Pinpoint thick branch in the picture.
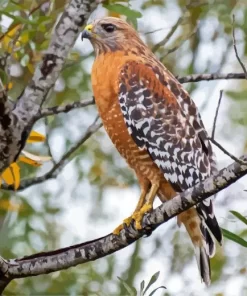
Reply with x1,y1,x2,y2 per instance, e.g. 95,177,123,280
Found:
0,154,247,290
0,0,98,173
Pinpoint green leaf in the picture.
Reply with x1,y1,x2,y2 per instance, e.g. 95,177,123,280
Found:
104,4,142,19
140,280,145,295
143,271,160,295
221,228,247,248
230,210,247,226
0,69,8,85
148,286,166,296
117,277,137,296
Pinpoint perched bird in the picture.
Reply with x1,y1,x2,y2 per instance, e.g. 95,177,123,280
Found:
81,17,222,285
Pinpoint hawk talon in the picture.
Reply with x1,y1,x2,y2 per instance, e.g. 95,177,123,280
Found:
113,205,153,235
123,216,133,226
112,224,124,235
132,204,153,230
113,215,134,235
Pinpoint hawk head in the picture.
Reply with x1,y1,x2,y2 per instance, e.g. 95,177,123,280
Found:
81,17,144,55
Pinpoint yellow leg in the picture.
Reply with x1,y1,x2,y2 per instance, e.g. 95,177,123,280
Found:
132,183,159,229
113,189,147,235
113,183,159,235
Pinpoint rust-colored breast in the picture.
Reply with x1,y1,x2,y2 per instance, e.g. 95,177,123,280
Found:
91,52,159,179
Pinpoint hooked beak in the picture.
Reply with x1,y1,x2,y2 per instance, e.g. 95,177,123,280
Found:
81,24,93,41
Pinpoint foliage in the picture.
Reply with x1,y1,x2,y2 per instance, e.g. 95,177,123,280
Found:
0,0,246,295
222,211,247,248
118,271,166,296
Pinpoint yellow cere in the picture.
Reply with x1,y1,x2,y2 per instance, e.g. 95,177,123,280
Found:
85,24,93,32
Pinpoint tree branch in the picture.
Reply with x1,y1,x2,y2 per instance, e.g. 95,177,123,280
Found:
0,0,99,173
38,98,95,119
0,154,247,292
177,72,246,84
208,90,247,166
232,15,247,79
211,90,223,140
152,16,184,53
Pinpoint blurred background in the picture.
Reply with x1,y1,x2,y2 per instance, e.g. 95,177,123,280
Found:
0,0,247,295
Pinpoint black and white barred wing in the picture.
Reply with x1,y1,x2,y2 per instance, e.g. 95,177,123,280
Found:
118,61,210,191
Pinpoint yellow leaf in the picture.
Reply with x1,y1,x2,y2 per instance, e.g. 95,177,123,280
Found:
9,163,20,190
1,167,14,185
1,24,22,53
1,163,20,190
27,130,46,143
18,156,42,167
6,82,13,90
20,150,51,166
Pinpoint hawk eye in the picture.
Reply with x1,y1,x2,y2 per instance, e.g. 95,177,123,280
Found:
101,24,116,33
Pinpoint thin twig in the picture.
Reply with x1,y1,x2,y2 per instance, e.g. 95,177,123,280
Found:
152,17,184,53
161,27,197,59
211,90,223,139
49,116,101,177
145,27,169,35
38,98,95,119
177,72,246,84
232,15,247,79
44,117,56,165
29,0,50,15
210,138,247,166
209,89,247,165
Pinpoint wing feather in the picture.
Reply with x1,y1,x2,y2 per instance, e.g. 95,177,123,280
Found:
118,61,209,191
118,60,222,244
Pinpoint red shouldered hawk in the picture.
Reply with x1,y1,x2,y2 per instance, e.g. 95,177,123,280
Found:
81,17,222,285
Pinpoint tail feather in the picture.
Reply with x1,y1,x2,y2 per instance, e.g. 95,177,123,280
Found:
157,184,222,286
194,246,211,286
196,199,222,245
177,206,219,285
200,219,216,257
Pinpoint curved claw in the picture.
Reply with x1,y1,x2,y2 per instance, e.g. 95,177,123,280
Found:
113,216,133,235
113,204,153,235
132,204,152,229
